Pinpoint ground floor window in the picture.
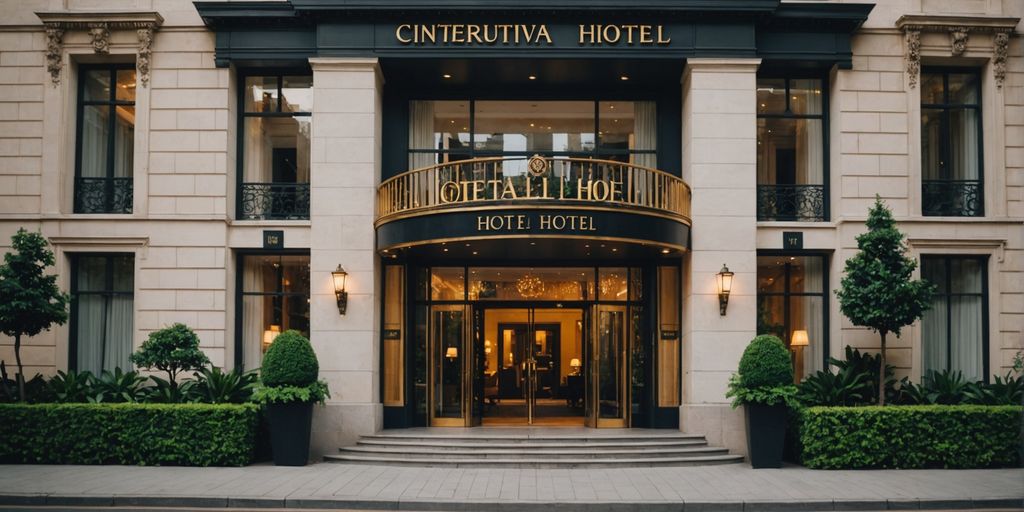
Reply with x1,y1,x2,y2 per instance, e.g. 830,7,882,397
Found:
756,254,828,381
70,254,134,373
237,253,310,370
921,255,988,381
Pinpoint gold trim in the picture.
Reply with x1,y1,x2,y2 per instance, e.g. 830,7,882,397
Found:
378,233,688,253
374,203,693,228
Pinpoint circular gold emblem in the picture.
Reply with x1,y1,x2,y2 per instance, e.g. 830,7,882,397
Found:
527,155,548,177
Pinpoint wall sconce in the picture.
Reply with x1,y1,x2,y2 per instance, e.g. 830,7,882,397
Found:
716,263,734,316
331,265,349,315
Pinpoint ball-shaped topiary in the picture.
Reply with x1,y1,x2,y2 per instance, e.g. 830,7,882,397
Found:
737,335,793,389
260,330,319,387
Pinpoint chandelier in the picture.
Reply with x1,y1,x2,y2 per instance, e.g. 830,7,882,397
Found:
515,274,545,298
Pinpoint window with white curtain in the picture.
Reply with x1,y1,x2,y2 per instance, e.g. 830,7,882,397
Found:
238,74,312,220
920,70,983,217
921,256,988,382
407,100,657,169
238,253,310,370
756,254,828,382
756,77,826,221
75,64,135,214
70,254,134,374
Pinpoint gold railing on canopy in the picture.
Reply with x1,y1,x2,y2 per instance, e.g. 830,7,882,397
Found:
376,156,692,225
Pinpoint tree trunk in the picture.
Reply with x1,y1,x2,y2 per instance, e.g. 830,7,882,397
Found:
14,333,24,403
878,331,886,406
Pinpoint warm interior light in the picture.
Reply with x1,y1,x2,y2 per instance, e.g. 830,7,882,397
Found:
331,265,349,315
716,264,735,316
262,325,281,351
528,75,537,80
442,73,452,79
570,358,581,368
619,75,629,81
791,330,809,347
446,347,458,359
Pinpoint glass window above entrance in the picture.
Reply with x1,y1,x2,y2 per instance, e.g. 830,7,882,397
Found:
468,268,596,301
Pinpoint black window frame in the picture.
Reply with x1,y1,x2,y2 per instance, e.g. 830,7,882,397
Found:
406,99,658,164
233,250,312,370
920,67,984,217
74,63,136,214
755,74,830,222
68,252,135,372
920,254,989,382
755,251,830,372
235,69,313,221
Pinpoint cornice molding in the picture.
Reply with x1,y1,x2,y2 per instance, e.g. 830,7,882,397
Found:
895,14,1019,89
907,237,1006,262
35,10,164,87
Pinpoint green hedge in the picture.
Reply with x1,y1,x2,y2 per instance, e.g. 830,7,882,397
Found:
0,403,258,466
798,405,1022,469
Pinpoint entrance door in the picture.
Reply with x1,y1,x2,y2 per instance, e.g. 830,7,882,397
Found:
428,304,473,426
586,304,629,428
478,307,586,426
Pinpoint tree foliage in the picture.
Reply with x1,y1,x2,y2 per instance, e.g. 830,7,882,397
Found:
0,229,69,401
836,198,935,404
130,323,210,390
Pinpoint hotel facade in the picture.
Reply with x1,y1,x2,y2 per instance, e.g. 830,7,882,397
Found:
0,0,1021,457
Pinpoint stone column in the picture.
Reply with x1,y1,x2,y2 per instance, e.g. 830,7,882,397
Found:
680,58,760,455
308,58,383,456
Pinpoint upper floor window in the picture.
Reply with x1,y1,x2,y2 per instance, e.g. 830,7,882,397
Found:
920,70,983,217
408,100,657,171
238,73,312,220
75,64,135,214
921,255,988,381
756,77,826,222
70,254,135,373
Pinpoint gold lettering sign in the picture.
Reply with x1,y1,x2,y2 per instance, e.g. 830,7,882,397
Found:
395,23,670,46
477,214,597,232
438,175,624,205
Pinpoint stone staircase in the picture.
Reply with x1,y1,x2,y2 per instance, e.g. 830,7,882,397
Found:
325,429,744,468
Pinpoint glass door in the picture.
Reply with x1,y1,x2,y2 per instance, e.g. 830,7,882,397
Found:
429,304,472,426
589,304,629,427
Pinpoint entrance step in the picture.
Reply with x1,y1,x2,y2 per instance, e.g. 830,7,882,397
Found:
327,429,743,468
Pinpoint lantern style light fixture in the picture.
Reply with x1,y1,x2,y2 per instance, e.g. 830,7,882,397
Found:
331,265,349,315
716,263,734,316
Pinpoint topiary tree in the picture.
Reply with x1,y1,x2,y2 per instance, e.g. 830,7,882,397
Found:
130,323,210,392
260,330,319,387
837,197,935,405
727,335,796,407
0,228,69,401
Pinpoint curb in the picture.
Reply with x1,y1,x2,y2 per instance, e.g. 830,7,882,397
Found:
0,494,1021,511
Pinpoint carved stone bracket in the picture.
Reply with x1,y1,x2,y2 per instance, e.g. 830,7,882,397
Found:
35,11,163,87
896,14,1019,89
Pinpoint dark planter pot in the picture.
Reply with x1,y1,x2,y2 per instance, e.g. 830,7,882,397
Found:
745,403,787,468
265,401,314,466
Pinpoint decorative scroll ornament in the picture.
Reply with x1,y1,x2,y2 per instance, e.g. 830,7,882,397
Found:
993,32,1009,89
895,15,1018,90
949,27,969,56
35,11,163,86
904,29,921,88
88,23,110,53
44,27,64,86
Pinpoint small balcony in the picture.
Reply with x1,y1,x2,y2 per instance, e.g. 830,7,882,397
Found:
239,182,310,220
922,180,982,217
74,177,133,214
756,184,825,222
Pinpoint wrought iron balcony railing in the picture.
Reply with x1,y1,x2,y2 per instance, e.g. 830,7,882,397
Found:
239,182,310,220
74,177,133,214
756,184,825,221
376,156,691,225
922,180,982,217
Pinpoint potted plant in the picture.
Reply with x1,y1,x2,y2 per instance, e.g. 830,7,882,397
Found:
727,334,797,468
252,330,329,466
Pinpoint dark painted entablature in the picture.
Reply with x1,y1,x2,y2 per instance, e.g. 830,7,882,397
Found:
194,0,872,67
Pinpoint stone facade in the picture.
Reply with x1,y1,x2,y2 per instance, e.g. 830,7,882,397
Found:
0,0,1021,457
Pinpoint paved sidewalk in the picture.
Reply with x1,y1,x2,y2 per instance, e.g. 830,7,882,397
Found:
0,463,1020,511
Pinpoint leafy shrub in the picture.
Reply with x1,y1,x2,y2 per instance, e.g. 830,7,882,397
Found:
727,335,796,407
797,405,1022,469
0,403,258,466
797,346,895,406
144,376,196,404
93,368,147,403
130,323,210,390
260,330,319,387
46,370,95,403
253,380,329,405
190,367,257,404
894,370,1023,406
